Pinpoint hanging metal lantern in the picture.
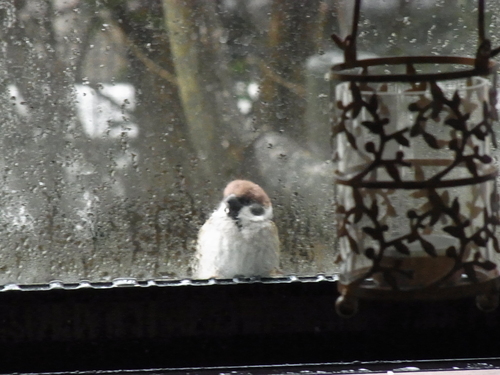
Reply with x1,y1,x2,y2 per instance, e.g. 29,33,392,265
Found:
331,0,500,317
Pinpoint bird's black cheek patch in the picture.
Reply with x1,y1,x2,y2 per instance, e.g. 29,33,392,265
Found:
250,204,265,216
225,197,243,221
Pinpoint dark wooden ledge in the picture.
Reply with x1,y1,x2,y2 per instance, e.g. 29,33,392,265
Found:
0,277,500,373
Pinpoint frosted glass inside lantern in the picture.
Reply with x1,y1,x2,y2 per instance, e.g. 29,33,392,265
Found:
332,75,500,289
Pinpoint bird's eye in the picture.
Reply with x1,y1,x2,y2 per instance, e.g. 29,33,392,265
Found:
250,204,265,216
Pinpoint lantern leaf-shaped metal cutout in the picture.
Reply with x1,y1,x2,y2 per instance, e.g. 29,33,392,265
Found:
331,0,500,317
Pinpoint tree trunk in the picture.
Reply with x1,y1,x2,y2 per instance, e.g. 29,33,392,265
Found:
163,0,236,180
257,0,321,139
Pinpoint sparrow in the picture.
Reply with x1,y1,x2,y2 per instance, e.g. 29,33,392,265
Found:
192,179,280,279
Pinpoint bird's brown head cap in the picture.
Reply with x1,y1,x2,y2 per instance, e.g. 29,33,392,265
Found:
223,180,271,208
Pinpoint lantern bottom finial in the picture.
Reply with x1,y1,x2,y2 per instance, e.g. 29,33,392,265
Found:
476,290,500,313
335,294,359,318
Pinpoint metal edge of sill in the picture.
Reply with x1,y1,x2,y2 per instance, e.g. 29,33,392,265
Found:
18,357,500,375
0,274,340,293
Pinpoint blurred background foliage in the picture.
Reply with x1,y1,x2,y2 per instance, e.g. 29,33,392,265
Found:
0,0,497,283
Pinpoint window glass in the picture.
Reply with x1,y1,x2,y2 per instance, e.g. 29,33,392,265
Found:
0,0,494,284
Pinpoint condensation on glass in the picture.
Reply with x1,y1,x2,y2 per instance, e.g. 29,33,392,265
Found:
0,0,340,284
1,1,499,285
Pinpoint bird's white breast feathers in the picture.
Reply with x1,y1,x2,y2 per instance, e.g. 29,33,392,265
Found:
193,205,280,279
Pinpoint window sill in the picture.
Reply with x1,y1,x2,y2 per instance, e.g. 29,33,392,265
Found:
0,277,499,373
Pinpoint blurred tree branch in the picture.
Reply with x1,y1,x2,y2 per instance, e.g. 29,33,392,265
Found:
117,22,178,86
247,54,305,98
